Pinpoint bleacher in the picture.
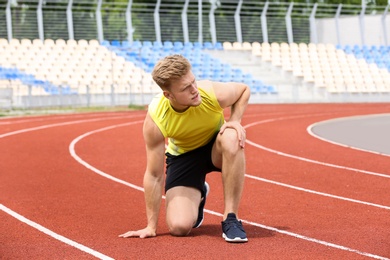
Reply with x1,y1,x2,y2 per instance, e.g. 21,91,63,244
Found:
0,38,274,98
0,38,155,95
99,40,268,94
225,41,390,95
0,38,390,107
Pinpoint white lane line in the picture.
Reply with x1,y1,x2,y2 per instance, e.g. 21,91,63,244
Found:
203,209,389,260
0,112,134,125
244,118,390,179
0,114,143,139
0,204,114,260
69,121,145,192
69,122,389,260
245,174,390,210
307,114,390,158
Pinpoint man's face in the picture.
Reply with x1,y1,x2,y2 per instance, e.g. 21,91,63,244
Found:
163,70,202,112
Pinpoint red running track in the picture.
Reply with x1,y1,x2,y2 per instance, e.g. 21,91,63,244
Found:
1,103,390,259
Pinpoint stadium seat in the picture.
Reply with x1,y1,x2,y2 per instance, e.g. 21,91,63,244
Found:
242,42,252,51
20,38,32,47
78,39,89,48
251,42,261,57
143,41,153,48
0,38,8,46
203,41,213,50
101,40,111,47
271,42,280,52
89,39,100,47
163,41,173,51
111,40,121,47
214,42,223,50
223,41,232,50
232,42,243,50
173,41,184,52
9,38,20,48
193,42,203,49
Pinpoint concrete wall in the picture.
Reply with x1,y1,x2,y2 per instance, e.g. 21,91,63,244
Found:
316,14,390,46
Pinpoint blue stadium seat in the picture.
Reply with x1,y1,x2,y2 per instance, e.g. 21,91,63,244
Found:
233,68,243,77
214,42,223,50
131,40,142,49
184,42,193,49
163,41,173,51
343,45,352,54
143,41,153,48
243,77,253,86
181,48,193,59
370,45,378,52
173,41,184,52
152,41,163,51
193,42,203,50
355,52,364,59
203,42,213,50
267,85,278,94
352,44,361,54
0,66,70,95
101,40,111,47
192,67,202,78
101,40,260,87
121,41,131,48
252,80,265,94
111,40,121,47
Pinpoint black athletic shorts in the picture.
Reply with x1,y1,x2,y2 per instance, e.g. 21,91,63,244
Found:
165,133,221,197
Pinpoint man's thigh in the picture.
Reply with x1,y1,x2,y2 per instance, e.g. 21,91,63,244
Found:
165,186,201,228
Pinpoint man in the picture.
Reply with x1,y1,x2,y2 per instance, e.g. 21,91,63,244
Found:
119,54,250,242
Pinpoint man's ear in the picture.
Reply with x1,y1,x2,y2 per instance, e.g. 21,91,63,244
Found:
163,91,171,100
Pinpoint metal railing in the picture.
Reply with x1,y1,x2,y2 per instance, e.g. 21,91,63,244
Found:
0,0,388,45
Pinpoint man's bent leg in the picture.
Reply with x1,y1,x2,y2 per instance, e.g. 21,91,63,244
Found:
212,128,248,242
212,128,245,220
165,186,201,236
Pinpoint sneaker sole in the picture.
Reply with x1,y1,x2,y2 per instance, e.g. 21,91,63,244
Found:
222,233,248,243
193,182,210,229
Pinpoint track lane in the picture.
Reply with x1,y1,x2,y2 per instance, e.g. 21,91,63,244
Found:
0,205,112,259
69,123,387,259
71,111,390,258
1,104,390,259
0,114,147,259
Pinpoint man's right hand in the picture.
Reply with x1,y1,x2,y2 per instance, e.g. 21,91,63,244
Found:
118,227,157,239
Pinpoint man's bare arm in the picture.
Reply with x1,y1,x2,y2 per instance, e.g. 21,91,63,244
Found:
119,113,166,238
212,81,250,120
212,81,250,148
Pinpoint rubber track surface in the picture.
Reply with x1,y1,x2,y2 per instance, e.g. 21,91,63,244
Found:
1,104,389,259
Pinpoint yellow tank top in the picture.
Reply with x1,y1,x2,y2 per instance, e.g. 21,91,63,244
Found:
148,87,224,155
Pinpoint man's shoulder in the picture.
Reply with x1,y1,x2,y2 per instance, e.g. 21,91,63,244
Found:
197,80,213,91
148,92,165,109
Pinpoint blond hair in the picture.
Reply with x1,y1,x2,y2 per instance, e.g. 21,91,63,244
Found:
152,54,191,90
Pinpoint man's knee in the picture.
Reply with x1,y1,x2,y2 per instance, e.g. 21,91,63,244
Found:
168,220,193,237
219,129,241,154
